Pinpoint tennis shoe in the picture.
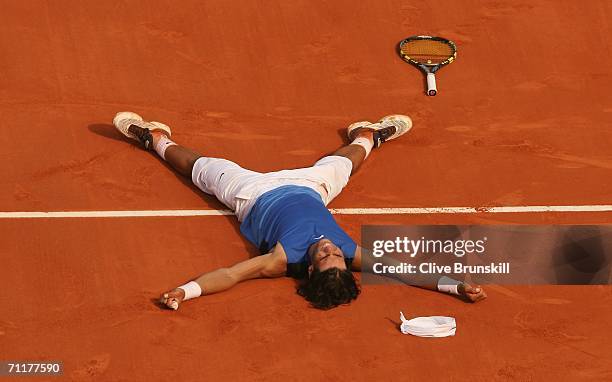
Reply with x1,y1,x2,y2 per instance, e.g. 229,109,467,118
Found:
347,114,412,148
113,111,172,150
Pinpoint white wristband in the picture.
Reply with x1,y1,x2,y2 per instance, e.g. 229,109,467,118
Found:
178,281,202,301
437,276,461,296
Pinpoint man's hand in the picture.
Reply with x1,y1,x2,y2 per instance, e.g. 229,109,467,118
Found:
458,283,487,302
159,288,185,310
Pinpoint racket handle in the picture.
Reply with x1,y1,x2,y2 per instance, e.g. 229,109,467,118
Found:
426,73,437,96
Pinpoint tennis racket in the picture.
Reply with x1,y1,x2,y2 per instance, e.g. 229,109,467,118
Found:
398,35,457,96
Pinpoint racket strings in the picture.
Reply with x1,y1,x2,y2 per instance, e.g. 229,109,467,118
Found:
400,40,454,64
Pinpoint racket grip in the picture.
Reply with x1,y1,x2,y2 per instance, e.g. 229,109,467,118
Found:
426,73,437,96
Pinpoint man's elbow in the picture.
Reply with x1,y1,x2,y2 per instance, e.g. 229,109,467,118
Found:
261,263,286,278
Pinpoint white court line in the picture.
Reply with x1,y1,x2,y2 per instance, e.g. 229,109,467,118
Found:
329,205,612,214
0,205,611,219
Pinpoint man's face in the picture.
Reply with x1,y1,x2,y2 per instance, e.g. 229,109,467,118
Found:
309,239,346,272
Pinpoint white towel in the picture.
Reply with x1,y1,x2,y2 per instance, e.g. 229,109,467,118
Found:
399,311,456,337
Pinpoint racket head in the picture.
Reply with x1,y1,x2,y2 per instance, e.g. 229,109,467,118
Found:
398,35,457,69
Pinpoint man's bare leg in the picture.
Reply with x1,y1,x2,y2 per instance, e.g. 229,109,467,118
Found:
150,131,201,178
331,130,374,174
151,128,374,180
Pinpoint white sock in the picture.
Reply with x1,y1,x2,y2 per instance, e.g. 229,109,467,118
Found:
350,137,374,158
154,135,177,160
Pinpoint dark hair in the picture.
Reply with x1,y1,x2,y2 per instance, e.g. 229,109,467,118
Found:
297,267,360,310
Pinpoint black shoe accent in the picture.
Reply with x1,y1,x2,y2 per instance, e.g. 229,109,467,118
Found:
127,124,154,150
373,131,382,148
353,125,397,149
376,125,397,146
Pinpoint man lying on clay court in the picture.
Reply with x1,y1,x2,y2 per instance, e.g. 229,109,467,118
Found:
113,112,487,310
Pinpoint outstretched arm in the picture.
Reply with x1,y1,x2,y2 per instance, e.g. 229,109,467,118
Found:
160,248,287,310
351,247,487,302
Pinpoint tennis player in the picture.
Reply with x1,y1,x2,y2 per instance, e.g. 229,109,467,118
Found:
113,112,487,310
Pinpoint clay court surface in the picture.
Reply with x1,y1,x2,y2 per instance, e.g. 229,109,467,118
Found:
1,0,612,380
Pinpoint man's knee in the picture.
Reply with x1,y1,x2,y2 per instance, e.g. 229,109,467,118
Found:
185,156,203,177
187,156,202,169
